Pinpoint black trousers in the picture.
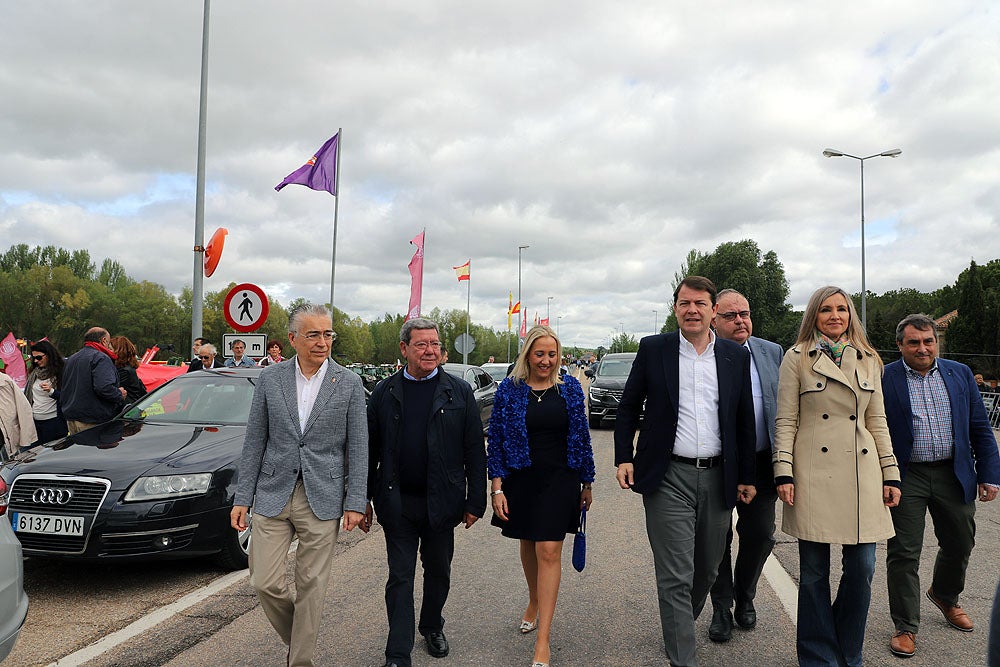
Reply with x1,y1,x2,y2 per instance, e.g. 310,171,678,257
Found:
711,449,778,609
383,493,454,665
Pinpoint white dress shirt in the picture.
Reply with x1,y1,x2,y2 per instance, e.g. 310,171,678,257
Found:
673,331,722,458
295,358,329,431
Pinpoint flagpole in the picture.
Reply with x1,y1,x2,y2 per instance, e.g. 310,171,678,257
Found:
328,127,342,312
191,0,211,349
463,260,471,364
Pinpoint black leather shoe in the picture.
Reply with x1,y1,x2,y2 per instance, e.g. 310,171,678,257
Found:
709,606,733,643
382,663,403,667
425,631,450,658
734,599,757,630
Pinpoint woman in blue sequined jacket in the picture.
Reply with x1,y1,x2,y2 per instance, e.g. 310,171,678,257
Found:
486,325,594,667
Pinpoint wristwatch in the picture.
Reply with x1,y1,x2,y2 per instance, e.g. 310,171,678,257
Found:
491,489,504,496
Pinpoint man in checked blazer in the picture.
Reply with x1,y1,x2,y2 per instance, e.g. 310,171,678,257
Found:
232,304,368,667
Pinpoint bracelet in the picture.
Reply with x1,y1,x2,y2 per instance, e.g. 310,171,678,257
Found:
582,484,592,490
491,489,504,496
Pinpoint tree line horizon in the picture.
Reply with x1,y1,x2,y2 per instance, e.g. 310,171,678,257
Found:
2,241,997,375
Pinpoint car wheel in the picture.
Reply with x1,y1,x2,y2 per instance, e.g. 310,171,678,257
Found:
589,414,602,429
215,508,251,571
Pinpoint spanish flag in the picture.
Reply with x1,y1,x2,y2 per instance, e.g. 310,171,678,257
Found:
453,260,470,281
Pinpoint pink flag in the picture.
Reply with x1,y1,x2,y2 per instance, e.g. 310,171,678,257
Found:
520,311,527,339
540,317,549,326
405,230,425,321
0,332,28,388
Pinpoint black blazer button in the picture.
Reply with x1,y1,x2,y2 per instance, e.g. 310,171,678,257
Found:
849,415,857,421
861,448,869,454
821,447,828,452
822,414,829,419
816,382,822,388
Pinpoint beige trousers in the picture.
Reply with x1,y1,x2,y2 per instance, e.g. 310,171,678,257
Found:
249,481,340,667
66,420,97,435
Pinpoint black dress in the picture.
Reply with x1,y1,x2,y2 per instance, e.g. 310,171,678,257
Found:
491,387,582,541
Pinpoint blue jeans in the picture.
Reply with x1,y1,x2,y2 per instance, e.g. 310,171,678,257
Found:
797,540,876,667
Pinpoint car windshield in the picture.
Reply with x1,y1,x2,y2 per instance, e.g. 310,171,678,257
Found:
121,375,256,425
482,365,507,382
598,359,634,377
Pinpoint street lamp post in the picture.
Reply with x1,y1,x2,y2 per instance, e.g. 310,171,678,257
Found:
822,147,902,330
518,245,529,348
547,296,553,322
557,315,562,337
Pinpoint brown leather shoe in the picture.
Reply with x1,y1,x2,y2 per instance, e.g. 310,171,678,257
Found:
890,631,916,658
926,587,974,632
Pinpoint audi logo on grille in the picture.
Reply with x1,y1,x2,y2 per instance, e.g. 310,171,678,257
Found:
32,488,74,505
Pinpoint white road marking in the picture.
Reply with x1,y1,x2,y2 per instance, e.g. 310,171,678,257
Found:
48,567,251,666
763,553,798,625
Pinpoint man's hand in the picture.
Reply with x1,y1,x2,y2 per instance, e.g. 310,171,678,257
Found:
342,510,365,531
231,505,250,531
737,484,756,504
978,483,998,502
358,501,374,533
119,387,128,399
616,463,634,489
462,512,479,529
777,483,794,506
883,485,901,507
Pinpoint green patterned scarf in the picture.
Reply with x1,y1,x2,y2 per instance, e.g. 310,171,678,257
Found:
817,332,849,367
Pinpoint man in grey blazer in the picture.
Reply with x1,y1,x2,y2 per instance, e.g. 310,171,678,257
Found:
231,304,368,667
707,289,784,642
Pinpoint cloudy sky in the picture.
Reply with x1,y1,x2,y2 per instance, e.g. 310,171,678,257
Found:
3,2,998,348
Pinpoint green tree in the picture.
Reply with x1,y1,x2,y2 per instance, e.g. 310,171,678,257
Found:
664,240,792,343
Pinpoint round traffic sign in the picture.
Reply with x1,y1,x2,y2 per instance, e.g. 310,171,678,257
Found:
223,283,270,333
454,333,475,355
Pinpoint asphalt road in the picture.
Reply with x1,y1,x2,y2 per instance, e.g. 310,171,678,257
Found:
6,384,999,666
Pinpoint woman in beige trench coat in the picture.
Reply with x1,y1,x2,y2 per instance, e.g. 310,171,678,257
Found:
773,286,901,667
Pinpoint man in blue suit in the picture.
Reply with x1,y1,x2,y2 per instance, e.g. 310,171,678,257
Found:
615,276,757,667
707,289,784,642
882,313,1000,659
232,304,368,667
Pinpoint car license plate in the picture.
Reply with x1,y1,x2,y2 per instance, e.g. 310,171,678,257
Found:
11,512,85,536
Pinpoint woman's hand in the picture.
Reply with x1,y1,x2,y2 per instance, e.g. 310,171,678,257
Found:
777,483,795,506
883,485,901,507
580,486,593,510
491,489,508,521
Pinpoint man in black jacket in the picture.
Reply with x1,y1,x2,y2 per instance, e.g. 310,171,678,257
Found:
59,327,125,434
365,317,486,667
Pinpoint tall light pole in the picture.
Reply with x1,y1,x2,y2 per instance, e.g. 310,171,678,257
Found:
557,315,562,337
822,147,901,330
518,245,529,348
546,296,553,322
653,309,658,336
191,0,211,348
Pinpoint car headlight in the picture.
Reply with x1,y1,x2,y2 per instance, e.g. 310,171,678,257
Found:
589,387,607,398
124,473,213,501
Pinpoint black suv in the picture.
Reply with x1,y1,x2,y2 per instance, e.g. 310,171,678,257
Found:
584,352,636,429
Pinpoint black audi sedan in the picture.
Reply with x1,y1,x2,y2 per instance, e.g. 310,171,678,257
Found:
0,368,258,570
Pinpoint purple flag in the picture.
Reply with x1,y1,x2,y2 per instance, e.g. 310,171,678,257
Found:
275,133,339,195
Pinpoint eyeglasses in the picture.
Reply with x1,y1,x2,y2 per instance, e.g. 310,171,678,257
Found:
408,341,443,351
32,355,45,362
199,355,213,360
299,331,336,341
717,310,751,321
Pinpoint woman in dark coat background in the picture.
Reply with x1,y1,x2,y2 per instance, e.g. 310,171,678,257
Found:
24,340,67,445
110,336,147,403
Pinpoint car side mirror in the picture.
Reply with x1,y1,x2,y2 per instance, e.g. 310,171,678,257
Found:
584,368,595,378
